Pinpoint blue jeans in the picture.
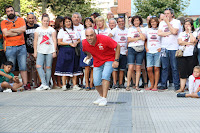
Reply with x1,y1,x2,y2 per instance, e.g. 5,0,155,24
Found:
146,52,161,67
127,47,145,65
160,49,180,89
93,61,113,86
5,45,27,71
36,53,53,86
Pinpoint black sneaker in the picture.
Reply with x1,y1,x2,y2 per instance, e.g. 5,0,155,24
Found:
66,84,71,90
119,84,126,89
112,84,118,89
177,93,186,97
158,86,167,92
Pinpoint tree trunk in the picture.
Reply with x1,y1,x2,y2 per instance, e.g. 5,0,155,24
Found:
13,0,20,13
42,0,47,13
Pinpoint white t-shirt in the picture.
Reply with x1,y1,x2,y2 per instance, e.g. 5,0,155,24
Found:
35,26,55,54
95,28,111,36
189,75,200,94
73,24,84,37
146,28,161,53
193,27,200,48
158,19,181,50
110,27,128,55
57,28,80,44
127,26,146,47
178,32,196,56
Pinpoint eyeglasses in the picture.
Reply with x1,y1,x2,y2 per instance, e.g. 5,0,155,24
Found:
85,17,91,19
27,12,34,15
118,16,124,18
165,8,172,11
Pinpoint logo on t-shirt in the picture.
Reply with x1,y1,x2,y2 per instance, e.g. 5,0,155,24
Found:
98,43,104,50
164,27,169,32
134,33,140,38
40,35,50,45
150,35,157,39
120,36,126,41
70,35,74,38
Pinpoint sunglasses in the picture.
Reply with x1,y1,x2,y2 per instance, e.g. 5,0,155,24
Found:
85,17,92,19
150,15,157,18
118,16,124,18
165,8,172,11
27,12,34,15
12,22,15,27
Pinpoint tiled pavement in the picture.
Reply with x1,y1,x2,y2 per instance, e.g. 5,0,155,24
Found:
0,88,200,133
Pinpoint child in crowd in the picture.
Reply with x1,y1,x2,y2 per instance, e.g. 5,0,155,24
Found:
0,61,23,92
177,66,200,98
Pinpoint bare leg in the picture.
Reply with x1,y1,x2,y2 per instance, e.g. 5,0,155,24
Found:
154,67,160,89
20,71,28,85
135,65,141,89
102,79,110,98
119,71,124,85
147,67,154,89
112,71,118,85
51,57,57,87
185,93,199,98
57,76,62,87
176,78,186,92
62,76,67,86
131,70,136,88
141,68,148,88
127,64,134,87
90,68,94,88
85,66,90,88
95,85,103,97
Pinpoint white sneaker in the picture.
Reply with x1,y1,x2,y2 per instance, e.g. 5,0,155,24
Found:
93,97,103,105
36,84,48,91
62,85,67,91
73,85,82,91
3,89,12,93
98,98,107,106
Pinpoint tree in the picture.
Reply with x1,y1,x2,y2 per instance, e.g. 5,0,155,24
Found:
134,0,190,18
48,0,100,19
0,0,13,17
13,0,20,13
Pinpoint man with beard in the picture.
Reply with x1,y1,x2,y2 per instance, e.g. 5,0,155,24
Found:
1,5,29,90
25,12,39,89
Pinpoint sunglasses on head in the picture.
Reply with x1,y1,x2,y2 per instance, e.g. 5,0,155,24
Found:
27,12,34,15
165,8,172,11
150,15,157,18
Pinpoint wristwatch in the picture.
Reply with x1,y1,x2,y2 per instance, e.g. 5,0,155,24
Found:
115,59,119,62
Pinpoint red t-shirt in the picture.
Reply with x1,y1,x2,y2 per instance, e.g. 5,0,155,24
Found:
82,34,117,67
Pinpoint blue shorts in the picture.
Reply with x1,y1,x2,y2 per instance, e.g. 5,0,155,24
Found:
127,47,145,65
146,52,161,67
197,92,200,97
5,45,27,71
114,55,127,71
93,61,113,86
0,82,14,92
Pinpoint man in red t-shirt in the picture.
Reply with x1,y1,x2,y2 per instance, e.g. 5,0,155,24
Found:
82,27,120,106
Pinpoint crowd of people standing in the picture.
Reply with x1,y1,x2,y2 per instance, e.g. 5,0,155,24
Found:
1,5,200,105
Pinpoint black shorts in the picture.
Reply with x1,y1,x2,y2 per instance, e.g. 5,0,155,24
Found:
0,51,7,67
177,56,195,79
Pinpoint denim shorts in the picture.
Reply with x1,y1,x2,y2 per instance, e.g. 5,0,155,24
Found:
114,55,127,71
127,47,145,65
197,92,200,97
93,61,113,86
146,52,161,67
5,45,27,71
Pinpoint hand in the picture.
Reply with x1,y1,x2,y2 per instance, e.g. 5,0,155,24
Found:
164,16,169,23
13,76,19,82
137,27,142,33
146,48,149,52
112,61,119,68
34,52,37,58
53,52,56,58
157,48,161,52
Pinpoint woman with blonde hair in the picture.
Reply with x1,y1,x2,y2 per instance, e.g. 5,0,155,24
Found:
95,16,110,36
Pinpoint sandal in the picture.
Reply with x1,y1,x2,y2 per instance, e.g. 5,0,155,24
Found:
145,87,152,91
176,89,184,93
126,86,131,91
135,86,141,91
85,87,90,91
144,83,148,89
152,88,158,91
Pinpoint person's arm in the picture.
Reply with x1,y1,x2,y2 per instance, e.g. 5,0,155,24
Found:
127,37,141,43
10,25,26,34
112,44,120,68
195,86,200,93
144,40,149,52
108,33,113,38
52,31,57,58
178,38,194,46
0,71,13,80
137,27,146,41
2,28,18,37
189,32,196,43
158,29,171,37
33,32,39,58
164,17,179,35
13,76,20,83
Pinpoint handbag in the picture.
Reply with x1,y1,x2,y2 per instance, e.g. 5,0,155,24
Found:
193,40,199,57
175,46,186,57
132,45,144,52
66,29,80,56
